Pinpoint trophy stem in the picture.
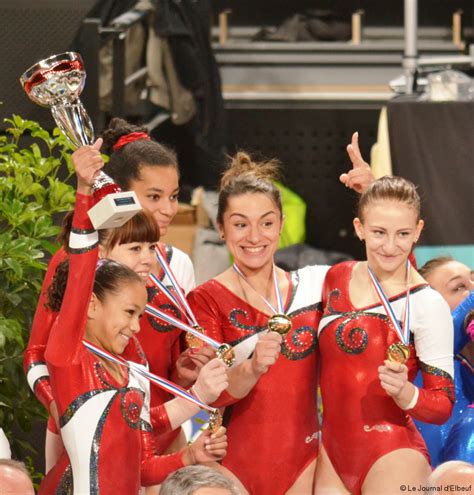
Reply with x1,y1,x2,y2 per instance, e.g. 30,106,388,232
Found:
51,100,94,149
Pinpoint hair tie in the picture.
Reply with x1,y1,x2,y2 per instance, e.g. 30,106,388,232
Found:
113,132,151,151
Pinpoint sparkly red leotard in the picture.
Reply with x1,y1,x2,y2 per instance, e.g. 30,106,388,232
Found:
188,265,329,495
318,262,455,495
39,194,184,494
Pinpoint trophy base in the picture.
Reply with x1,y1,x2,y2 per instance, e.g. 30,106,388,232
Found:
88,191,142,230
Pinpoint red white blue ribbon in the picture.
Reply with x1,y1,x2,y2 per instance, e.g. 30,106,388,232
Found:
233,263,285,315
149,273,182,313
82,339,215,412
149,246,225,348
367,260,411,345
144,304,222,350
154,246,198,326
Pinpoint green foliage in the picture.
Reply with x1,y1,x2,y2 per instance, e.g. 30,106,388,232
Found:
0,115,75,465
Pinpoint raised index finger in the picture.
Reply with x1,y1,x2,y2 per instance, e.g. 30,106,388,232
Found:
347,132,366,169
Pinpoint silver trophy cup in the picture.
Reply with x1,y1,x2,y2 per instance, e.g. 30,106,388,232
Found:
20,52,141,229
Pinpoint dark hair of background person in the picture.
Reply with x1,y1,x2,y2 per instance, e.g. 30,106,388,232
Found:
101,117,179,191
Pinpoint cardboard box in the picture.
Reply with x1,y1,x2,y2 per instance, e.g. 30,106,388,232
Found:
193,187,212,228
160,190,215,258
160,203,197,257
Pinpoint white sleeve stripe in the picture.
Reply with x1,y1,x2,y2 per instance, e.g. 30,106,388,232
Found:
411,289,454,378
27,364,49,391
401,386,419,410
69,231,99,250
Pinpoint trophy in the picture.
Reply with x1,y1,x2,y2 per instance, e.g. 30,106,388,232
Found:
20,52,142,229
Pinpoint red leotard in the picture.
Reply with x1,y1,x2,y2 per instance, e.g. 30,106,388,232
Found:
188,265,329,495
39,194,184,494
318,262,455,495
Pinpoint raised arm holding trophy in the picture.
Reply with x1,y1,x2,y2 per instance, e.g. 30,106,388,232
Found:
20,51,141,229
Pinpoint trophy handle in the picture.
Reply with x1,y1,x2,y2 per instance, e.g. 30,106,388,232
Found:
51,99,94,148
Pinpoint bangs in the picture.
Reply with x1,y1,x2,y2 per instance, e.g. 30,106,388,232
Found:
101,209,159,250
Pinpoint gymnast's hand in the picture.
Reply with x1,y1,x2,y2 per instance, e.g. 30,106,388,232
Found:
185,426,228,464
71,138,104,193
174,345,216,387
192,358,229,404
378,360,417,409
251,332,282,376
340,132,374,193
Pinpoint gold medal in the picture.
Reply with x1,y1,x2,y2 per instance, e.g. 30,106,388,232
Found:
268,314,292,336
186,325,205,349
216,343,235,367
387,342,410,364
208,409,223,433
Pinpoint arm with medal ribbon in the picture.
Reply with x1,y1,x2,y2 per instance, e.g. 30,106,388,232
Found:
171,343,217,388
372,259,455,422
82,340,225,435
148,356,229,434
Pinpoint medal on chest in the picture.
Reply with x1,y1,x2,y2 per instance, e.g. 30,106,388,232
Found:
233,262,292,337
268,313,292,336
368,260,412,365
386,342,410,364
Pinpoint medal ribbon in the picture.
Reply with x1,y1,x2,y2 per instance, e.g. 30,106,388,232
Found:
149,273,184,316
154,247,198,326
144,304,222,350
82,340,215,412
367,260,411,345
149,246,223,348
233,263,286,315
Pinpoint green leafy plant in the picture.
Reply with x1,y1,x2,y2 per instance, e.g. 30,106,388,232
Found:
0,115,75,469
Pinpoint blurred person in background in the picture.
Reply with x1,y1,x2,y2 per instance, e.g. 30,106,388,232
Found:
0,459,35,495
160,465,240,495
